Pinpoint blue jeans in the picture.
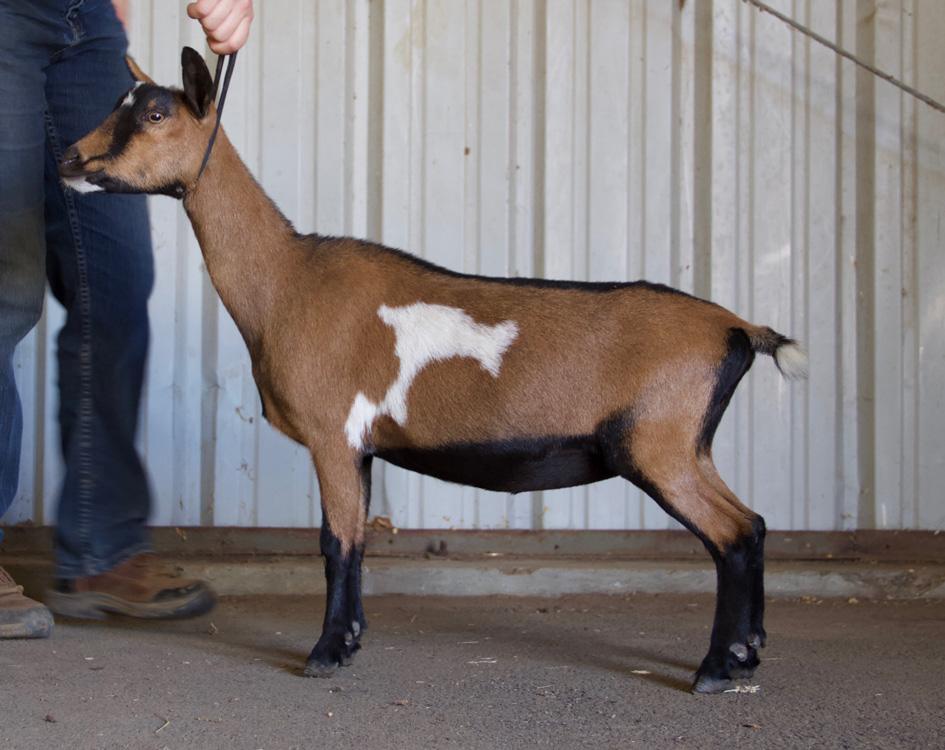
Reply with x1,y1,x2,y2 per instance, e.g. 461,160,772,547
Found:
0,0,155,577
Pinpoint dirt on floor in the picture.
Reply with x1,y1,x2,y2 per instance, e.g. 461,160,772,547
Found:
2,593,944,749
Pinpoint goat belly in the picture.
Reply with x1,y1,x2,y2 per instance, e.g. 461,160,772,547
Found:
375,435,615,494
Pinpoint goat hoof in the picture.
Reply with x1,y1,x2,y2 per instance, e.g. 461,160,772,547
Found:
748,631,766,650
302,660,337,678
692,674,731,694
730,664,757,679
340,642,361,666
695,638,762,693
306,630,359,678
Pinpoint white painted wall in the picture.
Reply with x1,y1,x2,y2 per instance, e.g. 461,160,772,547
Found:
8,0,945,532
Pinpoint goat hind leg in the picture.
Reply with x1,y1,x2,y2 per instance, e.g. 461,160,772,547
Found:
698,458,767,669
692,510,767,693
744,515,767,657
346,457,374,640
630,466,762,694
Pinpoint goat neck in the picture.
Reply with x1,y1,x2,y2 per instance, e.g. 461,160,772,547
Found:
182,129,302,347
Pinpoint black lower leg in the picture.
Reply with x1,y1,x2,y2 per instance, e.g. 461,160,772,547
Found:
346,544,367,637
304,524,362,678
348,457,372,637
693,523,765,693
747,517,767,651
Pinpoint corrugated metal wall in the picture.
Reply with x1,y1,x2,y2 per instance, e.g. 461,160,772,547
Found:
7,0,945,533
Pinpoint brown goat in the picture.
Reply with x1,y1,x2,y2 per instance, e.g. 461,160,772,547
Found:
60,48,807,693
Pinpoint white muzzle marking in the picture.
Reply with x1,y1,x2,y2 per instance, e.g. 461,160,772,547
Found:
61,176,104,194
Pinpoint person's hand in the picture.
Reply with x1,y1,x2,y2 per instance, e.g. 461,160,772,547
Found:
187,0,254,55
110,0,129,29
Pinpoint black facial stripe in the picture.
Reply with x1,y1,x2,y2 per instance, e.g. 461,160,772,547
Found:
106,105,139,159
105,84,179,159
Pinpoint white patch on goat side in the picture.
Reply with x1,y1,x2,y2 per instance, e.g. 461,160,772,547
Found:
345,394,381,449
61,176,104,194
344,302,519,450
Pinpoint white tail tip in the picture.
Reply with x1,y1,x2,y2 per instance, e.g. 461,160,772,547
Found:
775,341,809,380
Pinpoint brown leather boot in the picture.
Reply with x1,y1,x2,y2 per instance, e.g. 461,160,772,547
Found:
46,553,215,620
0,566,54,638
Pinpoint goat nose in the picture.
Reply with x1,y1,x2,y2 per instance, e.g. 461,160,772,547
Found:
61,144,80,166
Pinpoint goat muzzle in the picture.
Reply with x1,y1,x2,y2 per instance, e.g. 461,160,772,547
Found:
58,145,84,177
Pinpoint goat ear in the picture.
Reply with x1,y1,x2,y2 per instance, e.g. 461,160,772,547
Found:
125,55,154,84
180,47,215,120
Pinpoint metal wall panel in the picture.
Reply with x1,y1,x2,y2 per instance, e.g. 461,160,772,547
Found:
7,0,945,533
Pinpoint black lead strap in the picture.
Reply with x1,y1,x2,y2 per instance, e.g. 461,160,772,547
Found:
210,53,225,101
194,50,238,188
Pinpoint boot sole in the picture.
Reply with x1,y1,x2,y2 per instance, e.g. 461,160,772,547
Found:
46,587,216,621
0,608,54,639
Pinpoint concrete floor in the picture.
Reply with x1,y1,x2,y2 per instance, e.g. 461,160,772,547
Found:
2,593,944,749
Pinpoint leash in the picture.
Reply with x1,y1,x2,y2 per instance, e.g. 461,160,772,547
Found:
194,50,238,187
742,0,945,116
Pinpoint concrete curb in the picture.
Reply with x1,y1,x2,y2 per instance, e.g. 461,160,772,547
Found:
3,554,944,601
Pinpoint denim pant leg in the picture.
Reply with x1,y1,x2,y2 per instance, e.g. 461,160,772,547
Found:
43,0,155,577
0,1,58,541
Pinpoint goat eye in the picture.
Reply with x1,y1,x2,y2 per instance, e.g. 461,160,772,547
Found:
147,111,165,124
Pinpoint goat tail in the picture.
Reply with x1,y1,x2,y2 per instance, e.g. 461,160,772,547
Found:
743,326,809,381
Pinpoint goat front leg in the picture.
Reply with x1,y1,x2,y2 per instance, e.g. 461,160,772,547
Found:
303,453,371,678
